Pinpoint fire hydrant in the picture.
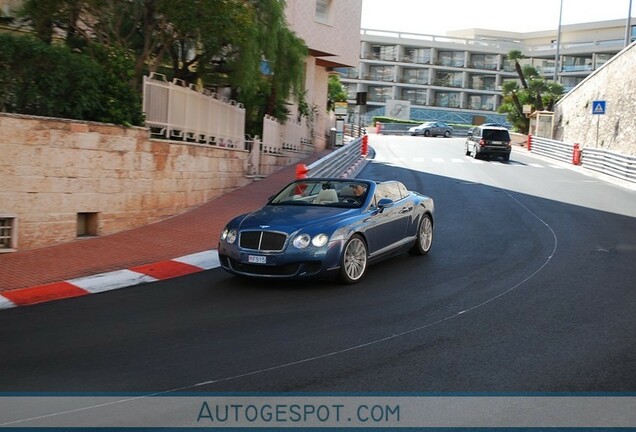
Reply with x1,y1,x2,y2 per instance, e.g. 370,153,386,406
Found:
572,143,582,165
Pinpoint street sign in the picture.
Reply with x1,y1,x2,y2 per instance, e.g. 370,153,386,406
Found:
334,102,347,116
592,100,606,115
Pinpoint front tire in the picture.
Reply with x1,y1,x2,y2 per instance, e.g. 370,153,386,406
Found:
340,234,368,284
424,130,431,137
409,214,433,256
444,130,451,138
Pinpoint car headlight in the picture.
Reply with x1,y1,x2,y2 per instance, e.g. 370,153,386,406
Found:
311,233,329,247
222,228,237,244
293,233,329,249
293,234,311,249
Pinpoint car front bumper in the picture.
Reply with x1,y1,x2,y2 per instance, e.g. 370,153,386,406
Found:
217,239,345,279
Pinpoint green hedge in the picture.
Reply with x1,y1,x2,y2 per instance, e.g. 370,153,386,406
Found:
371,116,420,125
0,34,142,125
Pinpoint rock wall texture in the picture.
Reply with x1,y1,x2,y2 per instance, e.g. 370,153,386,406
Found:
554,41,636,156
0,114,251,251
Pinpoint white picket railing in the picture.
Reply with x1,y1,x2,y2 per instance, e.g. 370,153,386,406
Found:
142,73,245,148
143,73,320,179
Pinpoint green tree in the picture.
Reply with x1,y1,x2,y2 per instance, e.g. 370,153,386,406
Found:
15,0,308,132
507,50,528,89
0,34,142,124
327,74,348,111
500,50,565,133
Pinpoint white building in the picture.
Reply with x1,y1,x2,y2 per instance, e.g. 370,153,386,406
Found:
339,19,636,125
285,0,362,148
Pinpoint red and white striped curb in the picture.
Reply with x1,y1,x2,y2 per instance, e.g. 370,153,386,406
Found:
0,250,220,310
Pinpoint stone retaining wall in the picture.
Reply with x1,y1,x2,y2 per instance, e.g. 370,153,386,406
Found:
554,42,636,156
0,114,251,251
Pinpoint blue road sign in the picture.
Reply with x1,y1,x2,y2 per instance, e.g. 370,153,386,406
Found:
592,100,606,115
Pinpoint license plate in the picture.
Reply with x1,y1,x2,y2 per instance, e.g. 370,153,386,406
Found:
491,141,502,144
248,255,267,264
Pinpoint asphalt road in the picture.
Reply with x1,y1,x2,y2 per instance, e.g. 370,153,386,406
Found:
1,135,635,395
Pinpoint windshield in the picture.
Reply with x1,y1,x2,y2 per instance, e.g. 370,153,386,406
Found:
269,180,370,208
483,129,511,141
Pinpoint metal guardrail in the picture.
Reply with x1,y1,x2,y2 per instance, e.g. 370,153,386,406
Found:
307,137,365,178
529,135,636,184
581,148,636,183
530,136,574,164
376,123,412,135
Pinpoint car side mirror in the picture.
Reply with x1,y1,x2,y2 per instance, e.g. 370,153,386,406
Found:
378,198,394,209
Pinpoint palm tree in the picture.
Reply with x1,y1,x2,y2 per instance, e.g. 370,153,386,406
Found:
508,49,528,89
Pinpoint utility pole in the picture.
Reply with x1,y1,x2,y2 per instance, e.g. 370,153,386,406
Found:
554,0,564,82
625,0,634,47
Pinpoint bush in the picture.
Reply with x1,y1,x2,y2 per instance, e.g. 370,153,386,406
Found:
0,34,142,125
371,116,420,125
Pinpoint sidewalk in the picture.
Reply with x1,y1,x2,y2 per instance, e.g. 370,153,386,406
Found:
0,151,330,306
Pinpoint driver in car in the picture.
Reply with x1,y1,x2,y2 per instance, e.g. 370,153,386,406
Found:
352,183,367,198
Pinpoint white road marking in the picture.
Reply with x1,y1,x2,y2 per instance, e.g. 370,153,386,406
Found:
70,270,158,293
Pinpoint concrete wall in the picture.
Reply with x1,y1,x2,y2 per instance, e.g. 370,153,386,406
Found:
554,41,636,156
0,114,252,251
285,0,362,68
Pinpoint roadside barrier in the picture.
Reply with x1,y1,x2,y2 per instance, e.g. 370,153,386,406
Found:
528,135,636,184
305,136,367,179
580,148,636,183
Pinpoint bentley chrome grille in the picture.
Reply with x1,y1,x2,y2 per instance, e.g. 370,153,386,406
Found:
239,231,287,251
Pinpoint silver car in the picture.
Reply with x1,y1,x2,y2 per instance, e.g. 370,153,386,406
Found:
408,121,453,137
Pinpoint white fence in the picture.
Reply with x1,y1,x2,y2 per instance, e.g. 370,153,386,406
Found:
143,73,319,179
246,116,315,178
143,73,245,148
262,115,313,154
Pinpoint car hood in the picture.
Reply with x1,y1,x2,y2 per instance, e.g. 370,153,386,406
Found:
236,205,359,233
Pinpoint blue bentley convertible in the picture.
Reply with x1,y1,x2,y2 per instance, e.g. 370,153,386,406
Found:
218,178,434,284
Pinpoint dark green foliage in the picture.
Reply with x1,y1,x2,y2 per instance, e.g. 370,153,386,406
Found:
327,74,348,111
499,50,565,133
9,0,306,131
0,34,142,125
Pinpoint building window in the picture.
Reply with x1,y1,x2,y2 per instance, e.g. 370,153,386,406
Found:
335,67,358,79
470,54,498,70
435,92,460,108
562,56,592,72
535,59,556,75
401,88,427,105
404,47,431,64
468,94,495,110
368,86,392,102
469,74,496,90
594,53,612,69
437,51,464,67
368,44,397,61
368,65,394,82
434,71,463,87
77,212,99,237
0,216,17,252
561,76,584,91
402,68,429,84
345,83,358,100
502,58,516,72
315,0,332,24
